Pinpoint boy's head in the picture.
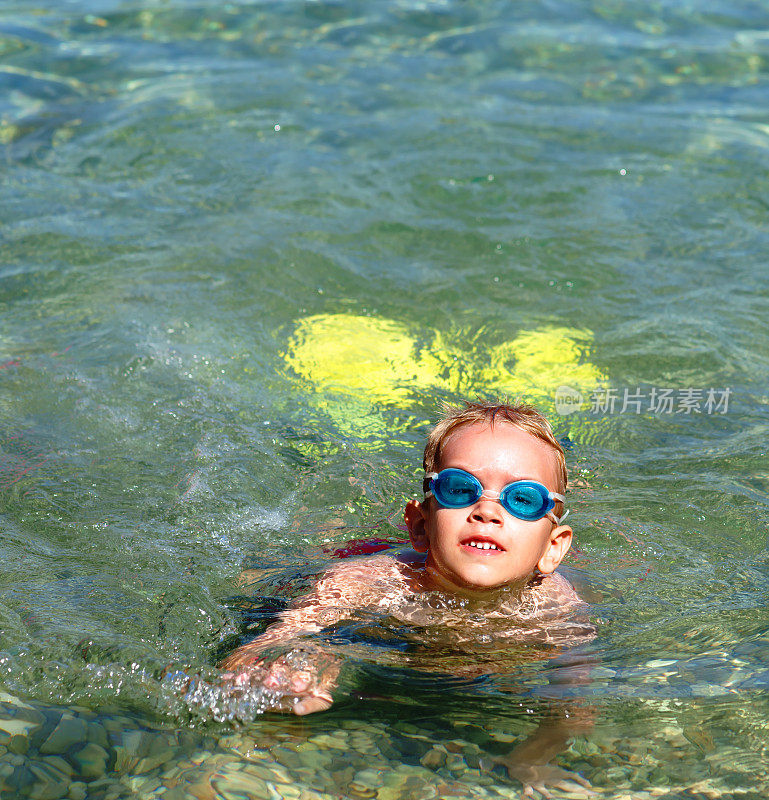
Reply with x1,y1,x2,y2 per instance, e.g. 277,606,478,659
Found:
405,401,572,595
422,401,567,494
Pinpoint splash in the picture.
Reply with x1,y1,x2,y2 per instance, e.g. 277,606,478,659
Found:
161,669,293,723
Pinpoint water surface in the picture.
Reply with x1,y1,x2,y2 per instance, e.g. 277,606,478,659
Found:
2,0,769,797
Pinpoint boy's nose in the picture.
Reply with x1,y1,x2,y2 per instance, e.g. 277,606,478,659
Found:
470,499,504,525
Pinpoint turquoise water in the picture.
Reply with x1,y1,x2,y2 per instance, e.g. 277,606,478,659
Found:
2,0,769,797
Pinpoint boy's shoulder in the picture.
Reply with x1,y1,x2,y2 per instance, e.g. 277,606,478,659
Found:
320,551,583,604
519,571,595,645
521,571,589,619
311,552,407,605
532,570,584,605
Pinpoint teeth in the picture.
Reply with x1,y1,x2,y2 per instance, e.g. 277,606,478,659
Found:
467,541,499,550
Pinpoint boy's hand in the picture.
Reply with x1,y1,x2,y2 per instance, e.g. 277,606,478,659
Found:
220,643,339,716
483,756,595,799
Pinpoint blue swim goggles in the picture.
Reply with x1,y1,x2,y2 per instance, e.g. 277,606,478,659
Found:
424,468,568,525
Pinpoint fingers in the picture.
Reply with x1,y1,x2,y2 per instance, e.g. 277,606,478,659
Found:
576,776,593,789
261,662,289,689
289,669,314,693
221,647,338,714
571,774,595,791
293,693,333,715
555,778,597,797
521,784,553,800
219,650,264,672
261,661,315,693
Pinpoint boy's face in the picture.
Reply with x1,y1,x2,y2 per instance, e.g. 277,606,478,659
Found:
405,422,572,595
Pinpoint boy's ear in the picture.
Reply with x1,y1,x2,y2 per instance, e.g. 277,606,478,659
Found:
404,499,430,553
537,525,573,575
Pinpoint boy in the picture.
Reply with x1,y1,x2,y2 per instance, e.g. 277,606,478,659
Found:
220,401,593,792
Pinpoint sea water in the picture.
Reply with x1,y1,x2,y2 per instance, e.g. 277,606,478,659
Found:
2,0,769,797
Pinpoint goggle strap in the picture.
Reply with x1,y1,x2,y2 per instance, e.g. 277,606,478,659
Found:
548,508,570,525
423,472,438,496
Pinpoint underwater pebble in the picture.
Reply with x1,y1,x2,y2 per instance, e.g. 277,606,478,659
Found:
723,669,748,687
354,768,385,786
330,765,356,789
102,717,131,735
135,744,174,774
646,659,678,668
375,788,403,800
274,783,301,799
350,734,376,752
28,761,71,800
486,730,517,743
188,750,209,766
67,782,87,800
347,782,377,798
239,759,292,785
0,716,43,740
113,729,145,768
124,774,162,795
160,788,190,800
691,683,727,698
9,705,46,728
463,752,482,771
445,752,467,773
112,745,139,774
70,742,110,779
86,721,110,749
452,724,487,746
420,747,446,769
590,666,617,679
211,763,278,797
40,715,89,755
41,756,75,778
69,707,97,721
8,733,29,755
299,748,332,771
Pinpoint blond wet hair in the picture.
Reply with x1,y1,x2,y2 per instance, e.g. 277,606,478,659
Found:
422,400,567,495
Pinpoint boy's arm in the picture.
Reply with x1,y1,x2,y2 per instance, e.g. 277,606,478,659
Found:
218,601,342,715
218,603,334,669
219,559,386,714
490,700,595,797
489,575,597,796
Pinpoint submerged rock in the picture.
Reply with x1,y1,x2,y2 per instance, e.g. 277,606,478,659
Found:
0,717,43,742
27,761,70,800
67,782,87,800
70,742,110,779
40,715,89,755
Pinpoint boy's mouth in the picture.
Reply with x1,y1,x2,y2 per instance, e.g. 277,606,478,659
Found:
461,536,505,552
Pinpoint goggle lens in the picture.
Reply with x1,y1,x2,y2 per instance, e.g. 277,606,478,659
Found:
500,483,549,521
432,470,482,508
429,468,555,522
